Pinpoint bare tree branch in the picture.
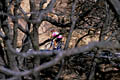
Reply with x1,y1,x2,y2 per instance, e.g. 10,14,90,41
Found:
0,40,119,77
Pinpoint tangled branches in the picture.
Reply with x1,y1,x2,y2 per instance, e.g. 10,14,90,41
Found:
0,0,120,80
